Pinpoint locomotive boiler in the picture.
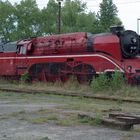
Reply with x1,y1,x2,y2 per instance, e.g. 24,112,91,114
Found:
0,26,140,84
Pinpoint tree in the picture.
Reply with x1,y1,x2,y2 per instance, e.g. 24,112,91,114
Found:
0,0,16,42
40,0,58,35
15,0,42,39
0,0,123,41
97,0,122,32
62,0,87,32
62,0,99,33
76,12,97,33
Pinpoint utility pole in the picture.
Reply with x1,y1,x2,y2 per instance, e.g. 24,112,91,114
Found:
137,18,140,34
57,0,63,34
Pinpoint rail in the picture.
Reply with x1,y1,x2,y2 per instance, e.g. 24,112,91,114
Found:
0,87,139,104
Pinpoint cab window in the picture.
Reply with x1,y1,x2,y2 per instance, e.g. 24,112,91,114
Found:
20,46,26,54
17,45,27,54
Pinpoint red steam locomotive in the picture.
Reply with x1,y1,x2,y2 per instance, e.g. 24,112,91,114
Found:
0,26,140,83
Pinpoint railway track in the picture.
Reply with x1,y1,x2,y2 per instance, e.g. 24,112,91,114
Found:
0,87,139,104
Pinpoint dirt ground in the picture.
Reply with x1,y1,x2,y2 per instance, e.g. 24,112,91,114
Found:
0,92,140,140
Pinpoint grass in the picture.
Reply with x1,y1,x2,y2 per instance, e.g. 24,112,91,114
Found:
79,114,102,126
0,89,139,115
39,137,50,140
28,117,49,124
0,100,106,126
0,72,140,100
0,92,139,128
0,115,10,120
0,76,140,127
55,97,123,113
26,108,80,126
56,117,79,126
1,83,140,101
121,133,134,140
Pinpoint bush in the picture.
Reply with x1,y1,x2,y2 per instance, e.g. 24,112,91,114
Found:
90,71,125,92
20,73,30,82
90,73,109,91
111,71,125,89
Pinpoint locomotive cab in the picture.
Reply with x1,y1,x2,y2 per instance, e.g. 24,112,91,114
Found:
17,39,33,55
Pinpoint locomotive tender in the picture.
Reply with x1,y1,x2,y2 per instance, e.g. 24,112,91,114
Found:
0,26,140,83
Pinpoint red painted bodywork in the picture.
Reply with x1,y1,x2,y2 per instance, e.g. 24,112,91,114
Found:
0,32,140,83
94,34,122,61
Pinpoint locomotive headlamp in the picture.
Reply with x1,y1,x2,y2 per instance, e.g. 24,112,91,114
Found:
131,38,137,44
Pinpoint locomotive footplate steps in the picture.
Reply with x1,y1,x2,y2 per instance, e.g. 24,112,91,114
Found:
78,113,140,130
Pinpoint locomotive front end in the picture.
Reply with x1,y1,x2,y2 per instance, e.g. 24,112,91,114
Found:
118,28,140,84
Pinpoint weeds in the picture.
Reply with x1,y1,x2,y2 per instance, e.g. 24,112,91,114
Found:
0,70,139,99
47,114,59,121
90,74,109,91
63,76,81,90
20,73,30,83
92,114,103,125
111,71,125,90
30,117,48,124
90,71,125,92
39,137,50,140
79,113,102,126
56,117,78,126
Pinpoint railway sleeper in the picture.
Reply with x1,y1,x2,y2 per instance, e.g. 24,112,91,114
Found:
78,113,140,130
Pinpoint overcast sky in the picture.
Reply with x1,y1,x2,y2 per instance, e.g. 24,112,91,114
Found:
4,0,140,33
